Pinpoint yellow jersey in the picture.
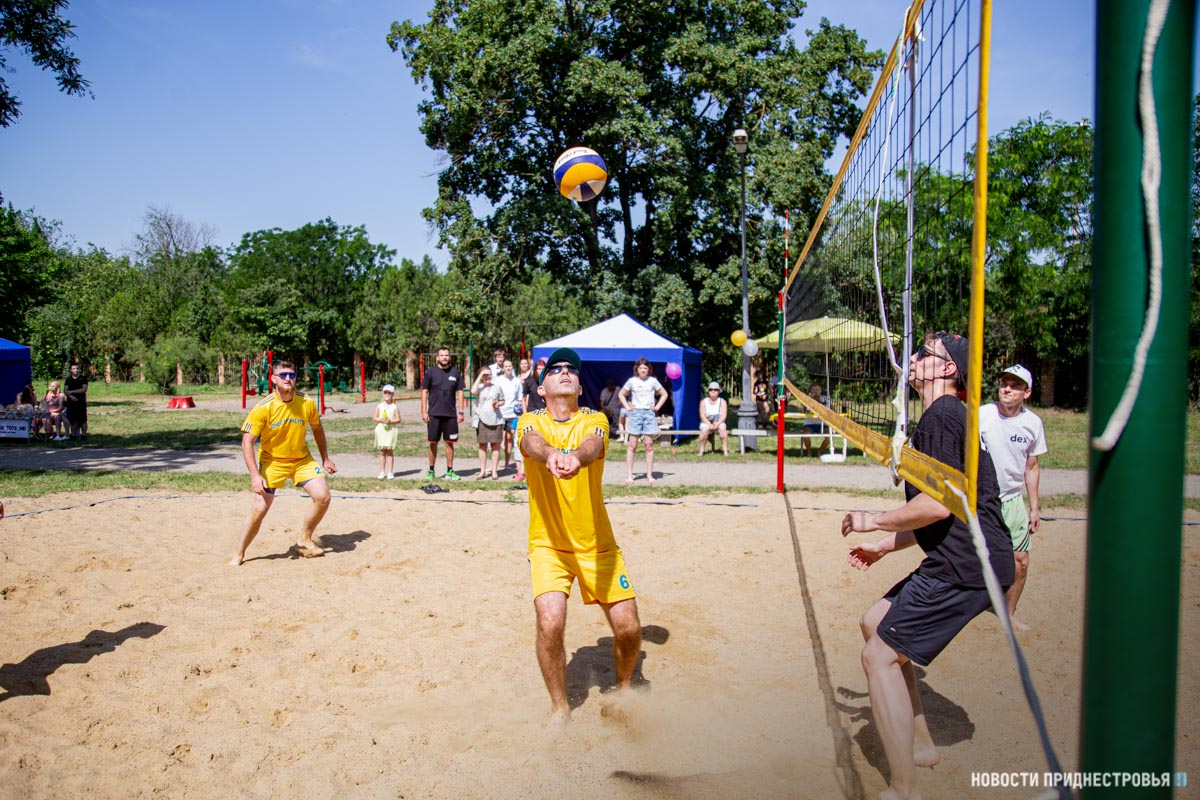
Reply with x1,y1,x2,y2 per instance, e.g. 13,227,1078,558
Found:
517,407,614,554
241,393,320,461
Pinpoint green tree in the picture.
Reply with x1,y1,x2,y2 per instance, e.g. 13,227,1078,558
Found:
350,256,446,377
0,0,92,127
1190,93,1200,403
0,206,66,344
224,219,393,365
389,0,880,355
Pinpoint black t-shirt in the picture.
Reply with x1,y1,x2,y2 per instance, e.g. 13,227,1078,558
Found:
905,394,1015,588
522,375,545,411
65,375,88,407
421,365,462,417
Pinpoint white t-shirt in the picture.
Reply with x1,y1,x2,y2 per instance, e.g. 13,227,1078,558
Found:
979,403,1048,500
622,376,663,410
494,374,523,419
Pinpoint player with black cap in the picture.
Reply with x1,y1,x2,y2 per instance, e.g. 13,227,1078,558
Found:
516,347,642,729
840,331,1014,800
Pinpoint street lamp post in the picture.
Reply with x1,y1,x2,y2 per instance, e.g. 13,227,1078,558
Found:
732,128,756,450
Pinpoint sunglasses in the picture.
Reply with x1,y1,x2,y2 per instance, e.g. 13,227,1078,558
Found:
276,372,297,380
914,345,948,363
543,364,579,377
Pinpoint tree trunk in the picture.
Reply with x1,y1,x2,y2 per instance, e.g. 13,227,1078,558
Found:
1038,361,1056,407
218,355,226,386
176,362,183,386
406,351,418,391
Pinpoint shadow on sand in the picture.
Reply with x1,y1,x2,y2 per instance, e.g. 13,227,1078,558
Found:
0,622,166,702
565,623,669,710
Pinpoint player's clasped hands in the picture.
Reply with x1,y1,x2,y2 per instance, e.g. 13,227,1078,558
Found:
545,450,582,479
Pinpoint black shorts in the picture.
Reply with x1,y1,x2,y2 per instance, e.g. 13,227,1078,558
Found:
67,403,87,425
875,571,993,666
427,415,459,442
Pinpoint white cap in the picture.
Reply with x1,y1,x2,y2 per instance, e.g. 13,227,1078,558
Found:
382,384,396,393
1000,365,1032,389
707,382,721,390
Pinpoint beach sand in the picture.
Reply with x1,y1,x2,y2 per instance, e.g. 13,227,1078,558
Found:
0,489,1195,798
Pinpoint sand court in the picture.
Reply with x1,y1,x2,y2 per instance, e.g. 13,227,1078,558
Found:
0,489,1195,798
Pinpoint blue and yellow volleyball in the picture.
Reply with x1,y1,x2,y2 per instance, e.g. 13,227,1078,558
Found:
553,146,608,202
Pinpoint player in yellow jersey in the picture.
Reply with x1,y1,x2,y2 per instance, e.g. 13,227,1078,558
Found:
517,347,642,729
229,360,338,565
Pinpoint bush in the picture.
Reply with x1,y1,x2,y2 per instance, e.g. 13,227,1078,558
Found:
131,335,216,395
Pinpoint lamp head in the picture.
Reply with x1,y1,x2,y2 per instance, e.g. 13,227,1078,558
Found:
732,128,748,154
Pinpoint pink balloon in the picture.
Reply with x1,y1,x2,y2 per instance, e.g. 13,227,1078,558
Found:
665,362,682,380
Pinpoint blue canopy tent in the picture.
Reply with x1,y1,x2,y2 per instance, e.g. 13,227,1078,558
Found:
0,339,33,405
533,314,703,433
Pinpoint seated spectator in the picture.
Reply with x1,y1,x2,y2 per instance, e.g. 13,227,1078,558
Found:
697,382,729,456
45,381,66,440
802,381,832,456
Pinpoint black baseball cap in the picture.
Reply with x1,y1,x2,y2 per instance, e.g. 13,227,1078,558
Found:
936,332,969,382
539,347,582,384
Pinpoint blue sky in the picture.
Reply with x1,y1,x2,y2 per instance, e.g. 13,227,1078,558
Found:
0,1,1127,266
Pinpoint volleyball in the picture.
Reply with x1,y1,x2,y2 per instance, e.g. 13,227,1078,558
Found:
553,146,608,202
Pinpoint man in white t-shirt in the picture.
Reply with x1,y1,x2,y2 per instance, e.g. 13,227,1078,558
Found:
619,358,666,485
979,364,1048,632
495,359,525,477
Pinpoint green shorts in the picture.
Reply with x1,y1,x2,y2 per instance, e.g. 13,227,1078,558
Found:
1001,495,1031,552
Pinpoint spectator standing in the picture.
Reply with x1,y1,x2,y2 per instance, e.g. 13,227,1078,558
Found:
495,359,524,478
373,384,400,479
620,358,667,485
523,358,547,413
488,348,507,378
420,347,465,481
64,363,89,441
979,364,1047,632
473,368,505,479
599,378,621,436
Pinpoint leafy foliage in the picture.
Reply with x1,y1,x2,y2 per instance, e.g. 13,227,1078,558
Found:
0,0,92,127
389,0,882,360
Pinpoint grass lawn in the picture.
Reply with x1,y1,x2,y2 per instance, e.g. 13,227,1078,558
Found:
17,382,1200,474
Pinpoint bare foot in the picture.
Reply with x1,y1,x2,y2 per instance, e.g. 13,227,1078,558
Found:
625,477,634,486
1010,615,1031,632
647,477,657,485
227,554,244,566
291,542,325,558
546,708,570,732
880,786,921,800
913,742,940,767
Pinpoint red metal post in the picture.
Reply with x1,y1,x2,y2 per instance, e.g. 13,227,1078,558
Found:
267,350,273,375
776,393,787,492
419,353,425,384
241,359,248,409
318,364,326,415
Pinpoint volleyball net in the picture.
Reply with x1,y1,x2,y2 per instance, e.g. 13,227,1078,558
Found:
777,0,989,518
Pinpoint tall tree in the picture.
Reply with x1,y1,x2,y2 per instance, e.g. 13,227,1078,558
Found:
0,0,91,127
0,205,65,343
390,0,880,354
224,219,393,364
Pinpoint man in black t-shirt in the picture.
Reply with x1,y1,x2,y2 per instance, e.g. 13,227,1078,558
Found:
64,363,89,440
840,331,1014,800
420,347,465,481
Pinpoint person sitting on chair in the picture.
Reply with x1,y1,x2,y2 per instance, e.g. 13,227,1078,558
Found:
802,381,832,457
697,382,729,456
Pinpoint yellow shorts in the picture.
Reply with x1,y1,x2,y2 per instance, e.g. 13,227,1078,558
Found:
259,456,324,490
529,547,636,605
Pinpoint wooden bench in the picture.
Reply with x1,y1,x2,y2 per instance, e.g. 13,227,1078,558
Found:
649,427,848,459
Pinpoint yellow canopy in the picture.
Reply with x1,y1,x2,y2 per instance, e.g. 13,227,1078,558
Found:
755,316,899,353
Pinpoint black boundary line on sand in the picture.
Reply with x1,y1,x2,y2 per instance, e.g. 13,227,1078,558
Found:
783,489,866,800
